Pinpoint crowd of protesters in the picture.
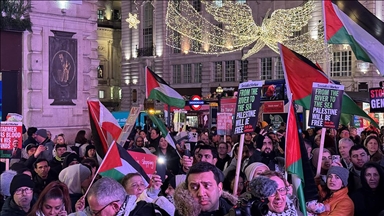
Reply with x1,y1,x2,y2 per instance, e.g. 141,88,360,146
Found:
2,120,384,216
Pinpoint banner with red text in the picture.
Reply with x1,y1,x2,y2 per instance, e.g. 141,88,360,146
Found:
128,150,157,176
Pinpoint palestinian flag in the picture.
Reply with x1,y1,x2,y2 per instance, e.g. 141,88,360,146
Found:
99,141,150,185
87,99,122,158
145,67,185,108
278,43,378,127
148,114,177,151
323,0,384,73
285,99,307,216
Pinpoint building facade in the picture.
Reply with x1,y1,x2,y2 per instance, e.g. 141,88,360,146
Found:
96,1,122,111
1,0,99,140
118,0,384,112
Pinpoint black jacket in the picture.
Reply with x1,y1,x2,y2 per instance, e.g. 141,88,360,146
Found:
350,162,384,216
22,136,37,148
33,170,58,197
0,197,34,216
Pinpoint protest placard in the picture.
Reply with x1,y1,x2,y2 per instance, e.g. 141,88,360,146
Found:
233,81,263,135
308,83,344,128
0,122,23,158
369,87,384,112
217,113,233,135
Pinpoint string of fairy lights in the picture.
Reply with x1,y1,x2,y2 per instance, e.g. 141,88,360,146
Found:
165,0,330,62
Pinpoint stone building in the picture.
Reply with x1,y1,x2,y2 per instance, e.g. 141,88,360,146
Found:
1,0,99,140
117,0,384,112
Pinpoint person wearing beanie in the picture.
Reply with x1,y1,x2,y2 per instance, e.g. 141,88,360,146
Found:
317,166,354,216
164,175,186,204
0,174,35,216
62,152,81,168
59,163,93,212
34,128,55,161
244,162,270,181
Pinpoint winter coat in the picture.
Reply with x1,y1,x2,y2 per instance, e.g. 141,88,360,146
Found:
350,162,384,216
174,182,238,216
0,197,34,216
318,187,354,216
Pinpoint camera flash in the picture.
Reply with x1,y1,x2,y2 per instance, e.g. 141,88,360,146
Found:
158,157,165,164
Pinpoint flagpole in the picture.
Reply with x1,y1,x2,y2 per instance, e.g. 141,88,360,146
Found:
322,0,331,83
315,128,326,177
83,140,117,197
233,134,245,196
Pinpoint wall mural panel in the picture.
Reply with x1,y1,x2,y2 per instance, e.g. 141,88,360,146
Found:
49,30,77,105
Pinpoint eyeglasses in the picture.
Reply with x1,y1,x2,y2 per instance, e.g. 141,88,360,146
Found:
92,200,119,216
14,188,33,195
270,187,288,197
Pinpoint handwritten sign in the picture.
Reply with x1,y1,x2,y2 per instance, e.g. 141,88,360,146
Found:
369,87,384,112
233,81,263,134
308,83,344,128
128,150,157,175
217,113,233,135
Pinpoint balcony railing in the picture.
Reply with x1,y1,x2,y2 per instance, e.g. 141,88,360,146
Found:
136,46,155,57
97,19,121,29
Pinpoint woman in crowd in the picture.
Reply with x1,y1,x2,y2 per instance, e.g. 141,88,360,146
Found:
72,130,88,158
244,162,270,182
28,181,71,216
83,145,102,165
317,166,354,216
223,170,246,197
311,148,332,185
155,137,180,175
58,164,93,212
363,135,383,162
351,162,384,216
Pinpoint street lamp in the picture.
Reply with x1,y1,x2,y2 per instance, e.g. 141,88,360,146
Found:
216,84,223,112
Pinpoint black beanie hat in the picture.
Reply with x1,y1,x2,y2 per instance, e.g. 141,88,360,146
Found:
63,153,80,168
10,174,34,196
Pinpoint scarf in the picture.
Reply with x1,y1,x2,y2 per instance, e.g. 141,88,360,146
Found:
265,198,298,216
35,210,45,216
116,195,137,216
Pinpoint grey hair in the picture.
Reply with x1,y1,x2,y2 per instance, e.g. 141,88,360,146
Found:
87,177,127,205
339,138,354,146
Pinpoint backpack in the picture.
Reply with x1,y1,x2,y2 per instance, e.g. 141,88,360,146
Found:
129,201,170,216
70,143,85,156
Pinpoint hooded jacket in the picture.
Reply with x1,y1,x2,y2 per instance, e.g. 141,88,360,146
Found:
0,170,17,197
174,182,238,216
59,164,91,212
350,162,384,216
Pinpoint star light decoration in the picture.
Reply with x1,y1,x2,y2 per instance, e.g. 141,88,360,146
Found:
126,12,140,29
166,0,330,62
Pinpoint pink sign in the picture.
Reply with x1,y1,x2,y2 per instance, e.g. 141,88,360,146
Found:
128,150,157,175
217,113,233,135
